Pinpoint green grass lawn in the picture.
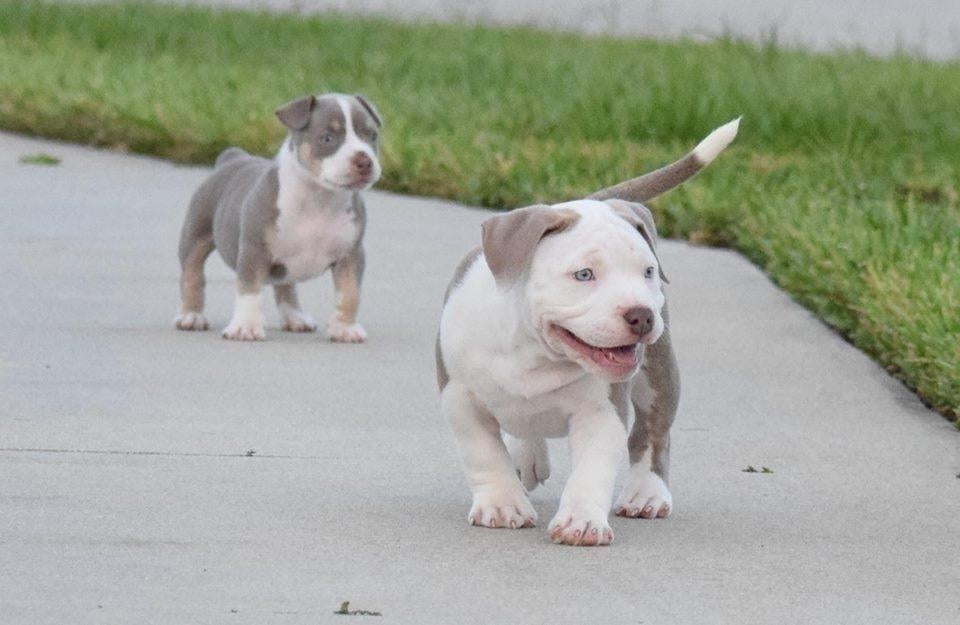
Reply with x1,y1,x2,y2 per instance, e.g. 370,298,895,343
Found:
1,1,958,423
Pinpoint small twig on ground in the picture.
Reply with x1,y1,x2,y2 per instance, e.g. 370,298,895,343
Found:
335,601,382,617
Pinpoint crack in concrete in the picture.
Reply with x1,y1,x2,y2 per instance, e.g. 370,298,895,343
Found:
0,447,323,460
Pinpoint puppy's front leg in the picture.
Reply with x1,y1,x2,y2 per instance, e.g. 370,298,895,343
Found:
549,407,626,546
442,382,537,529
327,245,367,343
223,248,267,341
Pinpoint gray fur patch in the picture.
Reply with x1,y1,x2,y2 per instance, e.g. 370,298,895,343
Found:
288,96,347,165
275,95,316,131
626,305,680,480
350,97,381,149
180,150,280,294
589,153,701,204
354,94,383,128
481,207,579,286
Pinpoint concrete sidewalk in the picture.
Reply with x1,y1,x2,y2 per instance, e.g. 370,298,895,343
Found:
1,133,958,625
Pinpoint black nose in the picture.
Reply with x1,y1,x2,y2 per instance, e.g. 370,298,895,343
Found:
623,306,654,336
352,152,372,173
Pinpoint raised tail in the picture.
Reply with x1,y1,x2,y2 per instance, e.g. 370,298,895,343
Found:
588,117,741,203
214,146,249,168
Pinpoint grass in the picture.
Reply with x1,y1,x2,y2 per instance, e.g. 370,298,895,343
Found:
19,152,60,165
0,1,957,423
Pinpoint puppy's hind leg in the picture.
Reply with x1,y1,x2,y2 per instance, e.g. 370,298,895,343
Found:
174,235,214,331
504,434,551,491
273,283,317,333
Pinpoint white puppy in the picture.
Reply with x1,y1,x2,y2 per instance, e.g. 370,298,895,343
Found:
436,118,739,546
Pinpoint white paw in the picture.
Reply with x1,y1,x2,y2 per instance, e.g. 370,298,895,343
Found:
281,309,317,333
222,320,265,341
615,468,673,519
467,487,537,529
549,502,613,546
223,293,265,341
326,317,366,343
505,437,551,491
174,311,208,331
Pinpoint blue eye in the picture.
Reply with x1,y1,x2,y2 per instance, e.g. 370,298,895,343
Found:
573,268,594,281
321,133,334,144
644,266,655,279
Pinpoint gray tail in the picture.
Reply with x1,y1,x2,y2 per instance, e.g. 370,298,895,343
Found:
588,117,741,203
214,147,248,168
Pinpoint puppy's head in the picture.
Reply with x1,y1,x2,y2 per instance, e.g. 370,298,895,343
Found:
482,199,667,382
275,93,382,191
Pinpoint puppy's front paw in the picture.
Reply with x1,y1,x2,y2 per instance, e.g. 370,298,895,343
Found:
326,317,366,343
549,503,613,546
468,488,537,529
222,321,266,341
614,469,672,519
174,312,208,331
281,309,317,333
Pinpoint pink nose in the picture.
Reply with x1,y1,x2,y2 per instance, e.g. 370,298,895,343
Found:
623,306,654,336
351,152,372,174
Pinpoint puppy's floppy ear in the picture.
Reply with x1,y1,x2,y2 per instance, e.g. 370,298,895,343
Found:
604,199,669,283
275,95,317,131
482,205,578,286
354,94,382,128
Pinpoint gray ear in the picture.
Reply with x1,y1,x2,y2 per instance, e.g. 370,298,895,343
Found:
481,205,579,286
604,199,669,283
354,94,382,128
275,95,317,131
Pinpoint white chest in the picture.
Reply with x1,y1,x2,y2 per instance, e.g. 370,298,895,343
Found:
270,199,359,283
484,394,572,439
470,368,610,439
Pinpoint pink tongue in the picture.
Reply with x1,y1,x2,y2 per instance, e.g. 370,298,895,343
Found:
591,345,637,367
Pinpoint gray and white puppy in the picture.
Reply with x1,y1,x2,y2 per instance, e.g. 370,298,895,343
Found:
437,118,739,546
175,93,382,341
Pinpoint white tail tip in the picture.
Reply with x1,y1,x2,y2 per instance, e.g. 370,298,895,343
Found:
692,116,741,165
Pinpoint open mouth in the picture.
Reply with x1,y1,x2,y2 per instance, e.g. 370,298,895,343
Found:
550,325,639,376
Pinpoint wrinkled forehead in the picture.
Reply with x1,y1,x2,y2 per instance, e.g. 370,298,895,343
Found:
299,95,379,139
542,200,654,260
